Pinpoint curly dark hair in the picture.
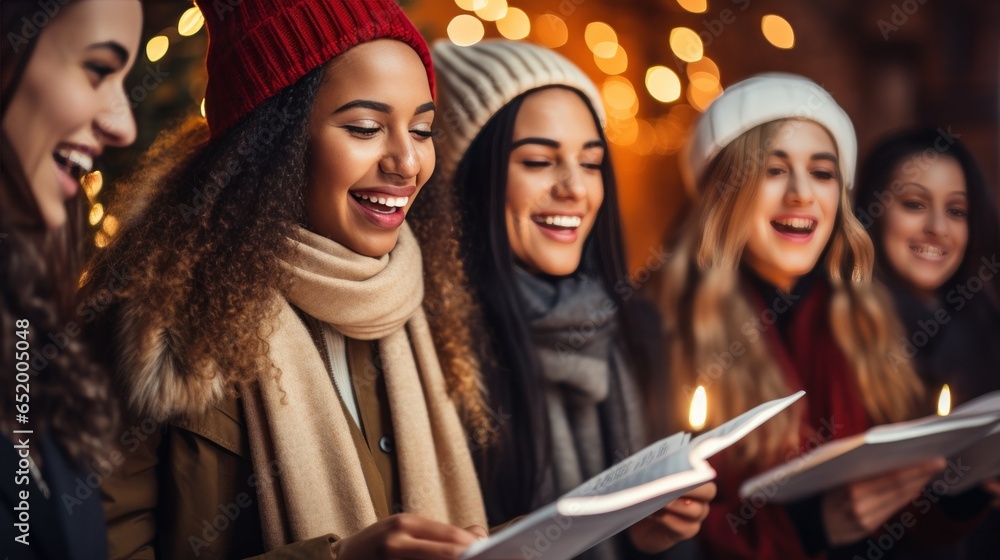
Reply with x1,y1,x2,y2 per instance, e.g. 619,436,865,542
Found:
84,67,323,410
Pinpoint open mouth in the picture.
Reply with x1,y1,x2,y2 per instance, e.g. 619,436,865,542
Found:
531,214,582,231
910,243,947,260
350,192,409,215
53,146,93,182
770,217,817,237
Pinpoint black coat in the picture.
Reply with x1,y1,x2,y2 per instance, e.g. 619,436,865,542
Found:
1,434,108,560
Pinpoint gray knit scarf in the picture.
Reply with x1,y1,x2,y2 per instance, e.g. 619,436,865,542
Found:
515,267,645,560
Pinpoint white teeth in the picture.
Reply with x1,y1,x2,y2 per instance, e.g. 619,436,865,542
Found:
775,217,815,230
539,215,582,228
56,148,93,173
912,244,944,257
354,193,409,208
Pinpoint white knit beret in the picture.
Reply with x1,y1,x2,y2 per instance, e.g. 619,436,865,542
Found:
431,39,605,185
683,73,857,191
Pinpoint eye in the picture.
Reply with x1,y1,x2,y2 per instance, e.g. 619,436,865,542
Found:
342,125,380,138
522,161,551,168
410,129,433,140
84,62,115,83
766,166,787,177
581,163,602,171
947,207,968,218
901,200,925,211
812,169,836,181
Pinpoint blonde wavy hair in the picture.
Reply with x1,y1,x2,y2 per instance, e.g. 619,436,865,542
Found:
651,120,925,470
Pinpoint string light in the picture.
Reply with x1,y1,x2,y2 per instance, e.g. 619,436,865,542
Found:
145,35,169,62
178,6,205,37
594,45,627,75
533,14,568,47
762,15,795,49
448,15,485,46
475,0,508,22
496,7,530,40
676,0,707,14
669,27,703,63
645,66,681,103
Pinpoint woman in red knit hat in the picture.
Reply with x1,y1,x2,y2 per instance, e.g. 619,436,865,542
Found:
87,1,490,558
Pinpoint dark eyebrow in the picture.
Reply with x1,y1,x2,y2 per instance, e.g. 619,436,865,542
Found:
770,149,838,164
414,101,436,115
583,140,606,150
87,41,128,65
334,100,392,114
512,137,560,149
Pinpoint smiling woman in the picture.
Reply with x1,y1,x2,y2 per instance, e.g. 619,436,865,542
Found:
82,2,489,559
651,73,936,560
1,0,142,558
410,40,716,560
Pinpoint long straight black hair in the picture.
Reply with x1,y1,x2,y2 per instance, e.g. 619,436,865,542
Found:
854,127,1000,312
454,86,646,523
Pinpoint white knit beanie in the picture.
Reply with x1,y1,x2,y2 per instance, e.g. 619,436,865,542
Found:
431,39,605,185
683,73,857,192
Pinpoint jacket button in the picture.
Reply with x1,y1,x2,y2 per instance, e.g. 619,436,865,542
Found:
378,436,393,454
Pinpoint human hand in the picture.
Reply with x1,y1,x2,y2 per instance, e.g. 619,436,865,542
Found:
626,482,717,553
331,513,486,560
823,458,946,546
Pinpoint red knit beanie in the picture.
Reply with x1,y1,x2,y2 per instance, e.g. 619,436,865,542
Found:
194,0,434,138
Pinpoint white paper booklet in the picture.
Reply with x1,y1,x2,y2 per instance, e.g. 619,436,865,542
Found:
460,391,805,560
739,390,1000,503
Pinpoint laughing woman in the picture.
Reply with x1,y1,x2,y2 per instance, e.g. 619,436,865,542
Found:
410,40,715,560
650,74,942,559
86,1,488,559
1,1,141,557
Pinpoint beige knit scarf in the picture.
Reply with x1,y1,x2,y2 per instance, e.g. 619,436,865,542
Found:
242,223,486,549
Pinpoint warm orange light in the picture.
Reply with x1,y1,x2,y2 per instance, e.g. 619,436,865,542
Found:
88,203,105,226
686,56,720,81
669,27,703,63
762,15,795,49
937,384,951,416
475,0,508,22
178,6,205,37
82,170,103,202
594,45,628,75
455,0,488,10
676,0,707,14
689,386,707,430
585,22,617,53
496,7,530,40
448,15,485,46
533,14,568,48
145,35,169,62
645,66,681,103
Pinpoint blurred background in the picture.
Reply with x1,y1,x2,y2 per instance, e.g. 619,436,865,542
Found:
93,0,999,272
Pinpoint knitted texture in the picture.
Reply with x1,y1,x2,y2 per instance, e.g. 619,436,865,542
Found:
683,73,857,191
195,0,433,137
431,39,605,185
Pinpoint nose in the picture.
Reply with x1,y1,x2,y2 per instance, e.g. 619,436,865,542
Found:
552,162,587,201
95,87,137,148
379,129,421,180
784,168,816,205
924,208,948,237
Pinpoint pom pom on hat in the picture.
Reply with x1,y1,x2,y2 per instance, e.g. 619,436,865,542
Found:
195,0,434,138
683,73,857,191
431,39,605,185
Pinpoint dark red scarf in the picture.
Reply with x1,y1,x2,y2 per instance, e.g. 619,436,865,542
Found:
700,274,872,560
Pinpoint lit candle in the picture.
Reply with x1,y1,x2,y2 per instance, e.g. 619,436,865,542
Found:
937,384,951,416
689,386,707,430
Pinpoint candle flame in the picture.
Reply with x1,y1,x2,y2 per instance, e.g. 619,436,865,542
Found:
689,386,707,430
937,384,951,416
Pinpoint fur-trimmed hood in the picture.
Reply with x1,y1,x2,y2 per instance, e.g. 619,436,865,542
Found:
113,296,227,423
